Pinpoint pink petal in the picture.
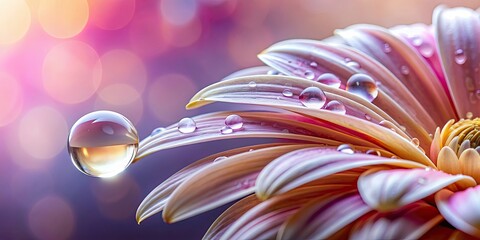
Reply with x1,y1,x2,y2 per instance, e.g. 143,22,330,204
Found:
436,187,480,238
358,168,475,212
222,66,275,80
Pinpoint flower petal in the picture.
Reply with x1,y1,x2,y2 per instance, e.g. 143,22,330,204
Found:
436,187,480,238
437,146,461,175
136,143,286,223
256,148,427,199
278,192,371,240
358,168,476,212
459,148,480,183
350,202,443,240
222,66,275,80
434,6,480,118
162,144,311,223
187,76,433,165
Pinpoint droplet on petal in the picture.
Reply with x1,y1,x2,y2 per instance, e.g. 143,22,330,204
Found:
213,156,228,163
248,81,257,88
299,86,327,109
346,61,361,69
282,89,293,97
346,73,378,102
411,36,423,46
400,65,410,75
267,70,280,75
225,114,243,130
316,73,341,88
411,138,420,147
68,110,139,178
383,43,392,53
454,49,467,65
366,149,381,156
220,126,233,134
466,112,473,119
151,127,166,136
309,61,318,67
304,70,315,80
178,118,196,133
324,100,346,114
417,177,427,185
419,43,434,58
337,144,354,154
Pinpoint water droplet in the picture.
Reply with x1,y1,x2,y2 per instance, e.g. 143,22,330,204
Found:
411,36,423,46
454,49,466,65
282,129,290,133
346,73,378,102
304,70,315,80
178,118,196,133
466,112,473,119
225,114,243,130
214,156,228,162
151,127,166,136
425,167,432,171
417,177,427,185
282,89,293,97
299,86,327,109
400,65,410,75
346,61,361,69
267,70,280,75
325,100,346,114
379,120,396,132
419,43,434,58
364,114,372,121
337,144,354,154
411,138,420,147
383,43,392,53
344,57,352,62
366,149,381,156
248,149,254,152
68,111,139,178
220,126,233,134
248,81,257,88
309,61,318,67
316,73,341,88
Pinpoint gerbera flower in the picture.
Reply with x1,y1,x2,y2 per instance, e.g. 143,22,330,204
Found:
80,5,480,239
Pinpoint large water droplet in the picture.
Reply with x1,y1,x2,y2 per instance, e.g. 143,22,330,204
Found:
304,70,315,80
454,49,466,65
299,86,327,109
68,111,139,178
325,100,346,114
346,74,378,102
151,127,166,136
225,114,243,130
337,144,354,154
282,89,293,97
316,73,341,88
178,118,196,133
379,120,396,132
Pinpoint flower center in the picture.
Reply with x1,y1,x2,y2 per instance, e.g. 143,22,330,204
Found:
445,118,480,154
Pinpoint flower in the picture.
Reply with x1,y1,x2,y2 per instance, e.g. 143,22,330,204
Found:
135,5,480,239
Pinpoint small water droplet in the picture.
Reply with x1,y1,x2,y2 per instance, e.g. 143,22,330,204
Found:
178,118,196,133
213,156,228,162
400,65,410,75
225,114,243,130
309,61,318,67
282,89,293,97
344,57,351,62
411,36,423,46
417,177,427,185
419,43,434,58
282,129,290,133
316,73,341,88
248,81,257,88
299,86,327,109
425,167,432,171
337,144,354,154
454,49,466,65
267,70,280,75
151,127,166,136
383,43,392,53
68,111,139,178
379,120,397,132
248,149,254,152
220,126,233,134
466,112,473,119
366,149,381,156
304,70,315,80
346,74,378,102
325,100,346,114
364,114,372,121
346,61,361,69
411,138,420,147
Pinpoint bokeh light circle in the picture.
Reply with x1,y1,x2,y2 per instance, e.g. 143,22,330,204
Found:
0,0,31,45
29,195,75,240
160,0,198,26
0,72,23,126
37,0,89,38
88,0,135,30
43,41,102,104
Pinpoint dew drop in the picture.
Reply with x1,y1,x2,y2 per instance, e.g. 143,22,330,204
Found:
248,81,257,88
304,70,315,80
419,43,434,58
346,61,361,69
325,100,346,114
366,149,381,156
379,120,396,132
364,114,372,121
225,114,243,130
346,73,378,102
309,61,318,67
454,49,466,65
411,36,423,46
400,65,410,75
466,112,473,119
282,89,293,97
411,138,420,147
417,177,427,185
220,126,233,134
425,167,432,171
68,111,139,178
344,57,352,62
383,43,392,53
214,156,228,162
151,127,166,136
267,70,280,75
299,86,327,109
316,73,341,88
337,144,354,154
178,118,196,133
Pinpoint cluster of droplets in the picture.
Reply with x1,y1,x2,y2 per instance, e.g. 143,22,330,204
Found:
220,114,244,135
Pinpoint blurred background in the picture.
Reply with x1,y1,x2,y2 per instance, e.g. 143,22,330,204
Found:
0,0,477,239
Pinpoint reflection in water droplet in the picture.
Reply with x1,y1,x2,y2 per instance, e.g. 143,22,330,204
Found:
225,114,243,129
178,118,196,133
299,86,327,109
366,149,381,156
337,144,354,154
68,111,139,178
151,127,166,136
282,89,293,97
419,43,434,58
346,74,378,102
316,73,341,88
304,70,315,80
400,65,410,75
220,126,233,134
248,81,257,88
411,138,420,147
383,43,392,53
454,49,466,65
325,100,346,114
